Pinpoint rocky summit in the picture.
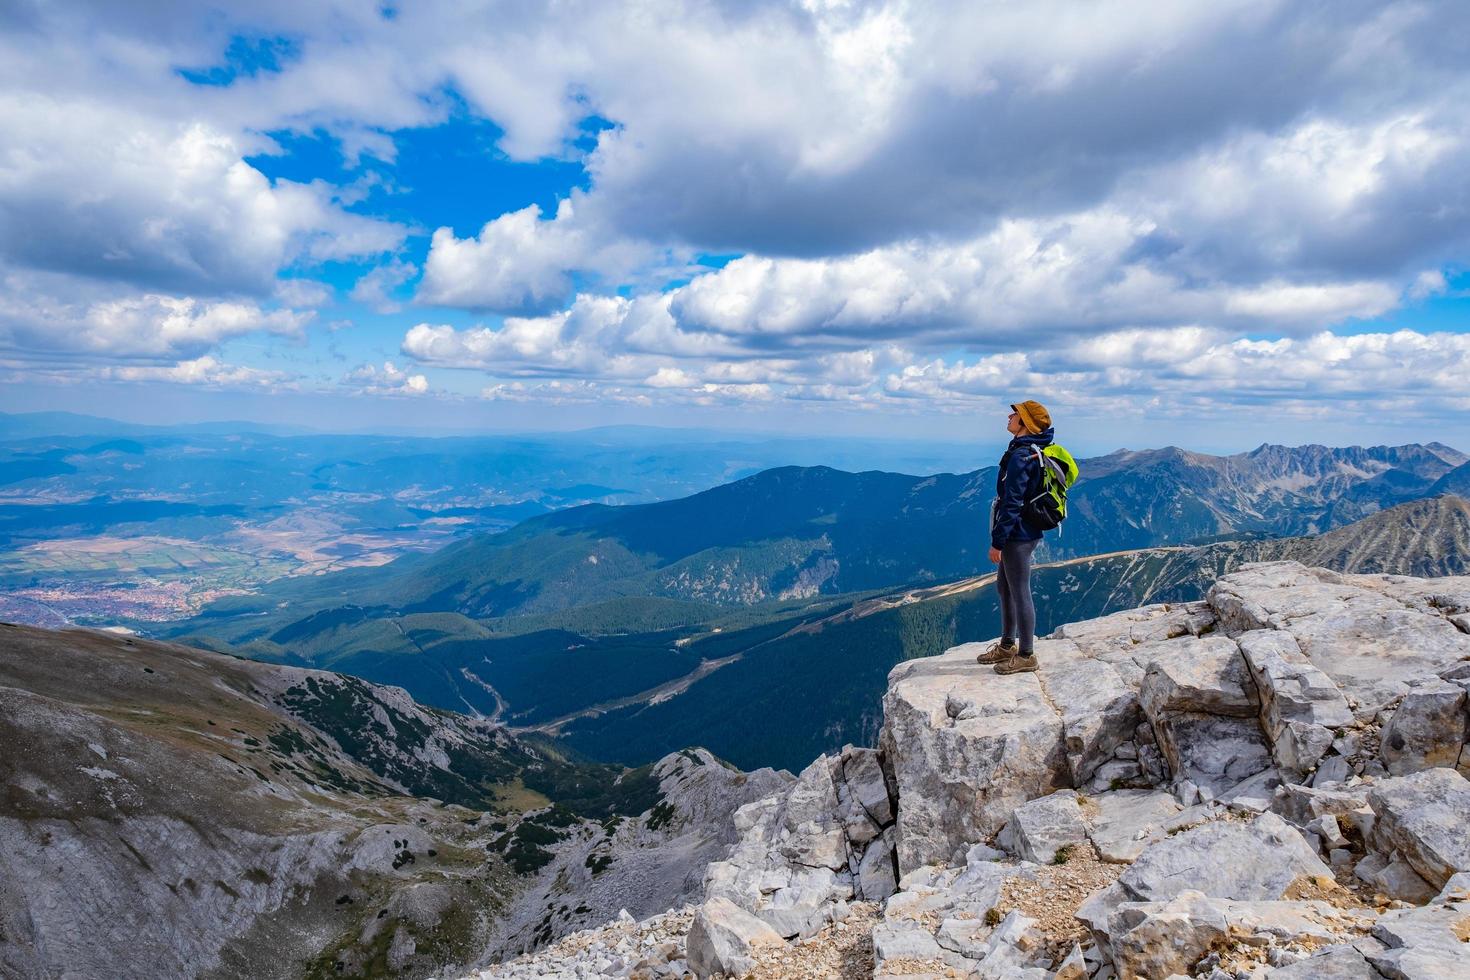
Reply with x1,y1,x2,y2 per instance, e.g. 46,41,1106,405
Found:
461,562,1470,979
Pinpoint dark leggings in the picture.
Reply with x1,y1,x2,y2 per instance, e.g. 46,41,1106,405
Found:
997,538,1039,653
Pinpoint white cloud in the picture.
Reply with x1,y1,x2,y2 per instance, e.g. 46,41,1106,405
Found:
0,278,313,360
342,360,429,395
274,278,335,308
401,293,741,380
0,101,405,296
418,203,585,314
7,0,1470,432
101,355,293,389
350,259,418,314
416,198,679,315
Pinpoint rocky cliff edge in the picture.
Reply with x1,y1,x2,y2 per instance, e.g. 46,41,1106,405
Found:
470,561,1470,978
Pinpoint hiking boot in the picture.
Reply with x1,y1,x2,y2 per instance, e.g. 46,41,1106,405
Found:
975,640,1017,664
994,653,1039,675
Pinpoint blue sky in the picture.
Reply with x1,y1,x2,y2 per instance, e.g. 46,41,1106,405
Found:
2,1,1469,452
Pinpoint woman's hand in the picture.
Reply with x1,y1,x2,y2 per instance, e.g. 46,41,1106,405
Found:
988,546,1002,564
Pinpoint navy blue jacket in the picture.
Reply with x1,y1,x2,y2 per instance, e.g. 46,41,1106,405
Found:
990,427,1054,550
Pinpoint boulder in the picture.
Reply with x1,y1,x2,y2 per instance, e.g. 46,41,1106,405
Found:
1085,789,1184,863
1238,629,1353,777
1107,891,1356,980
685,897,786,979
1368,768,1470,889
998,789,1089,864
1273,782,1371,828
969,910,1046,979
1433,871,1470,904
881,642,1068,872
1239,629,1354,729
1208,563,1470,717
1262,944,1383,978
837,745,894,828
1052,944,1086,980
856,826,898,901
871,919,945,963
1040,658,1141,783
774,756,848,870
1380,680,1468,776
1139,635,1259,719
1118,812,1332,904
1357,854,1439,904
1367,901,1470,979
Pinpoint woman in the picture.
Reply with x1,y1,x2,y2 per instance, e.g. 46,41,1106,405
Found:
976,400,1053,674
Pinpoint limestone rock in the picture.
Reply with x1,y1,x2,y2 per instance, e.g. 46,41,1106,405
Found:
1273,782,1371,827
704,756,856,937
881,642,1068,873
1208,563,1470,717
1368,767,1470,888
872,918,946,963
685,898,785,979
1261,943,1382,978
837,745,894,830
1055,602,1215,660
1367,901,1470,979
998,789,1089,864
1119,812,1332,904
1358,855,1439,904
1239,629,1354,728
1433,871,1470,904
1380,680,1468,776
1139,635,1259,719
1085,789,1184,863
1149,711,1273,801
1108,891,1356,980
856,826,898,901
969,910,1046,979
1040,657,1140,783
1052,943,1087,980
1238,629,1353,777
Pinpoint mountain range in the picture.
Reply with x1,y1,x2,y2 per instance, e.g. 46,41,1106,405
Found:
8,436,1470,977
159,440,1470,772
177,441,1467,629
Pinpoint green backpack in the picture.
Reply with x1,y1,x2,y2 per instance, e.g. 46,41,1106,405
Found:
1021,444,1080,532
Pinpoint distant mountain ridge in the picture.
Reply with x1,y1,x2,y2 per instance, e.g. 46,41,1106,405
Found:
185,440,1465,634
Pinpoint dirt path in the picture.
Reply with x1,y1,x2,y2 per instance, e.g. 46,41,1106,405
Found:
458,665,508,724
513,651,744,735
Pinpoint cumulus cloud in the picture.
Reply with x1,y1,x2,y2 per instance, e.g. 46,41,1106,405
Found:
417,203,587,314
0,276,313,360
884,329,1470,421
342,360,429,395
416,199,681,315
8,0,1470,430
100,356,294,389
0,103,405,296
350,259,418,314
402,293,748,380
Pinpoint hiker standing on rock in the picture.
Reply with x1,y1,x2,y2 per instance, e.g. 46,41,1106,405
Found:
977,400,1064,675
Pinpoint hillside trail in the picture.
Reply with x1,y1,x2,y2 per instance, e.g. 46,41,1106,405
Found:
513,544,1190,736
